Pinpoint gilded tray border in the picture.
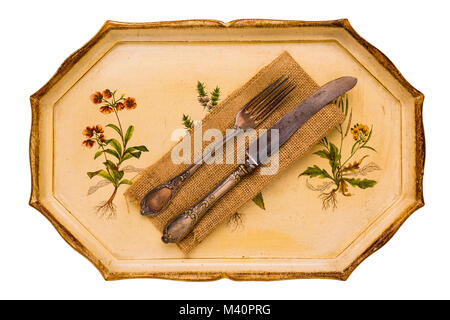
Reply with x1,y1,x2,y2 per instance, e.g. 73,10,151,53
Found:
29,18,425,281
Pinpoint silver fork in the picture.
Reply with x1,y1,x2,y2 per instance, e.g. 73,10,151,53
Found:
140,76,295,216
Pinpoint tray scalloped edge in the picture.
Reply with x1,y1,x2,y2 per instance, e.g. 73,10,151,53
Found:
29,18,425,281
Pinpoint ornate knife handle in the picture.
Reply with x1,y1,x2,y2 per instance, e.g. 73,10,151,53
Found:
162,159,257,243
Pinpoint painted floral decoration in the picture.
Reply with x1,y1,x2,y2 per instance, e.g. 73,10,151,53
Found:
299,94,380,210
83,89,149,217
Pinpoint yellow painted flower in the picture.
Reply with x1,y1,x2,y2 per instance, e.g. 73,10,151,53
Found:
351,123,370,142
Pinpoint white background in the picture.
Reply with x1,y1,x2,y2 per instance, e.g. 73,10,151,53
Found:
1,0,448,299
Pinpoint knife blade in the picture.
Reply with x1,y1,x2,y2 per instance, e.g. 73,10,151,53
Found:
162,76,357,243
247,76,358,166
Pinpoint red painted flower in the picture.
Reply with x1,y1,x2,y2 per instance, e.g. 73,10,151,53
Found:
82,139,95,148
102,89,112,99
116,102,125,111
90,91,103,104
94,125,104,133
100,105,114,114
83,126,94,138
98,134,106,143
124,97,137,110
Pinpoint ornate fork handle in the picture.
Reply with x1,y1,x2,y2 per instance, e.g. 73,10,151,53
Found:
140,128,240,216
161,159,257,243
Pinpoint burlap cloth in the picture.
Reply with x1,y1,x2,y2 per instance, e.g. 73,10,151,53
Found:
125,51,344,254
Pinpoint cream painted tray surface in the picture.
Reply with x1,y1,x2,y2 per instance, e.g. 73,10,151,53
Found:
30,19,424,280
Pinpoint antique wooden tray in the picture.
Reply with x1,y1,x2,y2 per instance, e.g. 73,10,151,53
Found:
30,19,424,280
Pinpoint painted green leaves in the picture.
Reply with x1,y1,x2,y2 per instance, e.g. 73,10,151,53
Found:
87,123,148,189
300,165,332,180
299,94,379,209
252,192,265,210
343,178,377,189
182,114,194,129
84,89,149,216
196,81,220,112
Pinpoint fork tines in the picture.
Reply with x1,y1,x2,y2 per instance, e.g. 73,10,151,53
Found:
244,75,296,125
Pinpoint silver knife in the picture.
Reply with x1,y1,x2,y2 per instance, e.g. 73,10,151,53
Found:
161,76,357,243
